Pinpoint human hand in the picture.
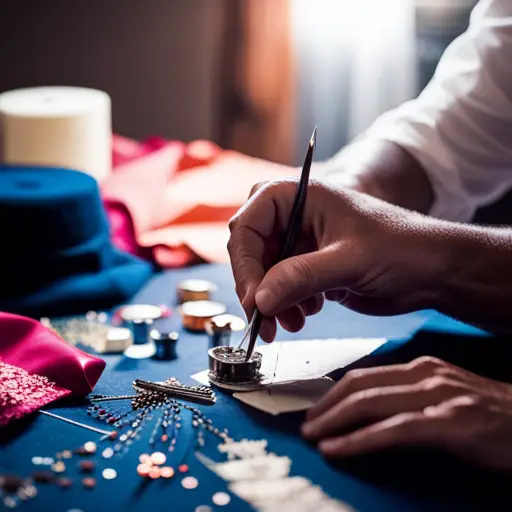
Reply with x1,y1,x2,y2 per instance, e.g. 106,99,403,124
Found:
228,179,445,342
302,356,512,471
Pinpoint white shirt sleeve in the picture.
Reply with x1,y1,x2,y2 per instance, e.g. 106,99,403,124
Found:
361,0,512,221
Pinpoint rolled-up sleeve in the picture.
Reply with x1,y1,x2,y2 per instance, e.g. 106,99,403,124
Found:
363,0,512,221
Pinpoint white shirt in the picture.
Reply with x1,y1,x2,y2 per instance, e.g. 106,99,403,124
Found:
341,0,512,222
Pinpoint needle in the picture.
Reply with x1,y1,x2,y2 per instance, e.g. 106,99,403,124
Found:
244,126,317,362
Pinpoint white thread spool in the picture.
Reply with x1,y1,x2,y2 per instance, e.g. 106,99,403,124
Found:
0,86,112,182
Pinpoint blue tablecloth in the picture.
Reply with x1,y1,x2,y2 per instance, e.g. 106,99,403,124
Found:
2,264,509,512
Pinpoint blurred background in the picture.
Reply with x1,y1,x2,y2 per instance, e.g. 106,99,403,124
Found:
0,0,478,164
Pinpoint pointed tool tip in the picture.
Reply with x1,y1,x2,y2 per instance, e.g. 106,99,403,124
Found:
309,126,317,148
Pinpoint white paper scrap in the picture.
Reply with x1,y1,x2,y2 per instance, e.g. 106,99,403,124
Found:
234,378,335,415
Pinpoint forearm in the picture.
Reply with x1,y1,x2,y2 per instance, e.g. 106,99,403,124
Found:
317,138,434,214
431,222,512,334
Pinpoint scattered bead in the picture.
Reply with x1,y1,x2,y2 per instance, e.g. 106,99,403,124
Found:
181,476,199,490
212,492,231,506
160,467,174,479
137,464,151,478
0,475,23,492
150,452,166,466
57,477,73,489
82,477,96,489
149,468,161,479
52,461,66,474
32,471,54,483
102,468,117,480
102,448,114,459
178,464,189,473
79,461,95,473
61,450,72,459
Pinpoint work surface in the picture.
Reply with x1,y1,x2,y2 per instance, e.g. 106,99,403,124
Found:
3,264,511,512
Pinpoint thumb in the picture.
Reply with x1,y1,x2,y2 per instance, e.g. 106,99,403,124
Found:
255,248,348,316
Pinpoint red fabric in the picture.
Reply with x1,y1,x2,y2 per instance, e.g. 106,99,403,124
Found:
104,135,297,267
0,312,105,424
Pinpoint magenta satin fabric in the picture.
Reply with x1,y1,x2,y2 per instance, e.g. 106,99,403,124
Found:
0,312,105,396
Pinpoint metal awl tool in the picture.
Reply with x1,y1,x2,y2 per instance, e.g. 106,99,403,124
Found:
240,126,317,362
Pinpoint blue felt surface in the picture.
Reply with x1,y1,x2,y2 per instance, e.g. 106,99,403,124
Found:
2,264,507,512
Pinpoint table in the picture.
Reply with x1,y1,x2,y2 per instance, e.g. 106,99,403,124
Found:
3,264,510,512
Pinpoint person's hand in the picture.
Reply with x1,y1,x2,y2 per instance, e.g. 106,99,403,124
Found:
228,178,445,342
302,356,512,471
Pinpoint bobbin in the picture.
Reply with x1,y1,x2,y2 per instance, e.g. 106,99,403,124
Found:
207,347,268,391
176,279,216,304
205,314,245,348
179,301,227,332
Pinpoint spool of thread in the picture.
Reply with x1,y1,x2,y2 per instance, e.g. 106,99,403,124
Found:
150,330,179,360
205,314,246,348
131,319,153,345
179,301,227,332
0,86,112,182
176,279,216,304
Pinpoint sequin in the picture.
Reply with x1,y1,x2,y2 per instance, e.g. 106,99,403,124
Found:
212,492,231,506
102,468,117,480
83,441,97,454
32,471,54,483
24,486,37,498
102,448,114,459
52,461,66,473
139,454,151,464
79,461,95,473
3,497,17,508
178,464,189,473
82,477,96,489
160,467,174,479
150,452,166,466
57,477,73,489
181,476,199,490
136,464,151,478
0,361,69,426
0,475,23,492
149,468,161,480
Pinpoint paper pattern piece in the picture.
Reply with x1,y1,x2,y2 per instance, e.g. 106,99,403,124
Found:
191,338,386,415
257,338,387,384
234,378,335,415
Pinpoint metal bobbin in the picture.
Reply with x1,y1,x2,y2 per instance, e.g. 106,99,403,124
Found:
207,346,265,391
205,314,245,348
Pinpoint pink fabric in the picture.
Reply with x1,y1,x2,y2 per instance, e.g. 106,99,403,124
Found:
0,312,105,398
104,135,297,267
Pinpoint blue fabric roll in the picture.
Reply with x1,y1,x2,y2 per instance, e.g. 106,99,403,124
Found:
0,165,154,317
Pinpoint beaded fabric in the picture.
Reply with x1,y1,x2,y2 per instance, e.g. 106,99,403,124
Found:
0,359,70,426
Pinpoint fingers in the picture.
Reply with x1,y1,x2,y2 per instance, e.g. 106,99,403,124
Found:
317,412,448,458
300,294,324,316
307,362,426,421
258,316,277,343
255,248,350,316
276,306,305,333
302,379,465,440
228,181,295,320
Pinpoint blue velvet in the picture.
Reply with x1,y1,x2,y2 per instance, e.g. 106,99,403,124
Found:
0,165,153,317
2,264,509,511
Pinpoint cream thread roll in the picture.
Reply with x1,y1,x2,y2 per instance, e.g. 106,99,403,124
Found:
0,86,112,182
